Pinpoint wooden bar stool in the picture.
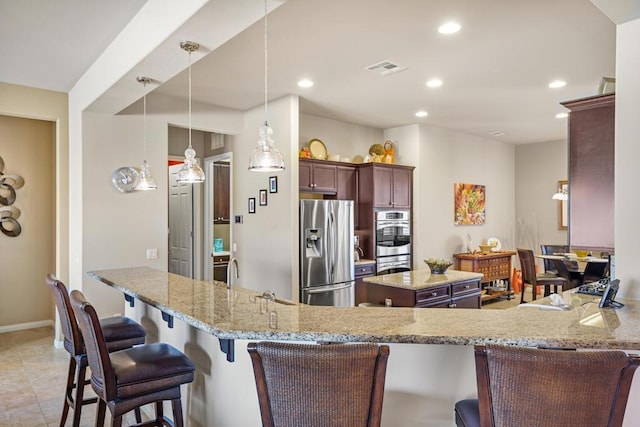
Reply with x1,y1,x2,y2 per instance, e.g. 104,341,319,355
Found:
46,274,147,427
455,345,640,427
70,290,195,427
248,341,390,427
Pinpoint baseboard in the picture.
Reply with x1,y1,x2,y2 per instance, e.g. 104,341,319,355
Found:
0,319,54,334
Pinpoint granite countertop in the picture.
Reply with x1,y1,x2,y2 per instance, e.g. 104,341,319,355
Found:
354,258,376,266
88,267,640,350
363,269,483,290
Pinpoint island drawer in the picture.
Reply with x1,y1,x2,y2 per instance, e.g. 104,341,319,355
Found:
416,285,450,305
452,279,481,296
355,263,376,278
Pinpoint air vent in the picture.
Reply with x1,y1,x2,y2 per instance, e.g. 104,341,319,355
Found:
364,60,408,76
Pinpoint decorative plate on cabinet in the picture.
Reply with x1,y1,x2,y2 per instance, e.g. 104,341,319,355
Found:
487,237,502,251
308,139,327,160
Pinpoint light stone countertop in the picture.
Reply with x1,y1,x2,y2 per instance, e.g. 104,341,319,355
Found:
354,258,376,266
363,269,483,290
88,267,640,350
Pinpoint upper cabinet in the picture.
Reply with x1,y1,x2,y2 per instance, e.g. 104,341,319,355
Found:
213,163,230,224
299,159,338,194
358,163,414,209
561,93,614,251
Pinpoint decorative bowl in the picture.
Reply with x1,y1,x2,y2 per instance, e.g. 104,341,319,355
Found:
424,259,453,274
479,244,493,254
574,250,589,258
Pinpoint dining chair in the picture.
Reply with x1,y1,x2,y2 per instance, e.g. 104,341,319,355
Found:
247,341,390,427
46,274,147,427
539,244,569,274
550,259,582,290
454,344,640,427
583,261,609,284
517,249,567,303
70,290,195,427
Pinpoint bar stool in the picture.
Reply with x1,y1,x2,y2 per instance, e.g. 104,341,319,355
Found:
70,290,195,427
247,341,390,427
46,274,147,427
454,345,640,427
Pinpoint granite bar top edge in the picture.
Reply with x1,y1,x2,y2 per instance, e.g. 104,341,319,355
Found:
87,267,640,350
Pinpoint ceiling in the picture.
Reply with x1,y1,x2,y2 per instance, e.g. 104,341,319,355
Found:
0,0,616,144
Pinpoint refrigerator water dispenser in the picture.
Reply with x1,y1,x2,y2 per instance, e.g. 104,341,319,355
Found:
304,228,323,257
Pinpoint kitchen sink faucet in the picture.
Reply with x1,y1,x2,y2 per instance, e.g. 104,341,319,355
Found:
227,257,239,289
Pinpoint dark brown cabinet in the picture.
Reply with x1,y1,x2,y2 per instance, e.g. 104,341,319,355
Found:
357,163,413,209
336,165,358,227
561,94,615,251
356,277,481,309
299,159,338,194
212,254,230,282
354,262,376,305
213,163,230,224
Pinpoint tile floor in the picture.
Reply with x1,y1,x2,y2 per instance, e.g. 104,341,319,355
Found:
0,326,140,427
0,290,530,426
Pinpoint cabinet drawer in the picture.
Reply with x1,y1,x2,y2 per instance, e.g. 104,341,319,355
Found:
416,285,450,305
212,255,230,264
355,263,375,278
452,280,481,296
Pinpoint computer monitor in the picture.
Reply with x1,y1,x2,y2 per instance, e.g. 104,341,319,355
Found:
599,278,623,308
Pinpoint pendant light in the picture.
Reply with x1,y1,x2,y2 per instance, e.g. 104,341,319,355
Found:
177,41,206,183
134,76,158,191
248,0,285,172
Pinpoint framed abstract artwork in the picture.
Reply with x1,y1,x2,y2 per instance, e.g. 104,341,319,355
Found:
454,183,486,225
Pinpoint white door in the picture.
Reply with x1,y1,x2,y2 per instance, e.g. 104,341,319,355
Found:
169,164,193,277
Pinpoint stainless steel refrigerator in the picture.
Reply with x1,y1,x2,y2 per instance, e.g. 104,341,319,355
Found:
300,200,354,306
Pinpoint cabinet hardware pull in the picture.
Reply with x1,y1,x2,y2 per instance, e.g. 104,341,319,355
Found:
431,292,438,297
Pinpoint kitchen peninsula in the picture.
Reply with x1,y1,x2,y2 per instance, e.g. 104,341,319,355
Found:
89,267,640,351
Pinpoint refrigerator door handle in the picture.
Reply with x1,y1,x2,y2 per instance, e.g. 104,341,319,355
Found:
329,211,335,282
306,282,353,294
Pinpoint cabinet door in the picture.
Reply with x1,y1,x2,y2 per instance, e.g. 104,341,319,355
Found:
450,293,481,309
336,165,357,227
372,167,393,207
392,168,412,208
312,163,338,193
214,164,230,223
299,161,313,192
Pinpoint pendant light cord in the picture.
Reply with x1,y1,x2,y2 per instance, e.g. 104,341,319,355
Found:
264,0,268,126
188,50,193,150
142,86,148,161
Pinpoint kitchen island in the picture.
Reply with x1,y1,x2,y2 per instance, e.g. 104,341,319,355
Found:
89,266,640,350
360,269,483,308
87,267,640,426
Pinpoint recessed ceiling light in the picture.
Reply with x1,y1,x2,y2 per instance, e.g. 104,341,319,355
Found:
438,22,461,34
426,78,443,88
555,112,569,119
548,80,567,89
415,111,428,118
297,79,314,88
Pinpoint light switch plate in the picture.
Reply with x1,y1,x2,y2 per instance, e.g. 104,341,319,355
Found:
146,248,158,259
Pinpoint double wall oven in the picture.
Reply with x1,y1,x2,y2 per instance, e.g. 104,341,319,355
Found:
375,210,411,275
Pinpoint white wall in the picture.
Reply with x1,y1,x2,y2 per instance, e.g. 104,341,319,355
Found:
299,113,384,160
229,96,299,300
614,16,640,299
515,140,568,256
414,125,516,264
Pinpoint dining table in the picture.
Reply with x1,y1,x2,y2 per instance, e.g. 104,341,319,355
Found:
535,254,609,283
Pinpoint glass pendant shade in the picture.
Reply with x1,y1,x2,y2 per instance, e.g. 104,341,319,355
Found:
552,190,568,200
249,123,285,171
177,147,206,182
176,40,205,184
135,160,157,191
133,76,157,191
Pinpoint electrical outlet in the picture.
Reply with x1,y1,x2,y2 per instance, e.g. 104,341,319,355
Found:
146,248,158,259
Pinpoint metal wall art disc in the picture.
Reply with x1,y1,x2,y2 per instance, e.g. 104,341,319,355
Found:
0,155,24,237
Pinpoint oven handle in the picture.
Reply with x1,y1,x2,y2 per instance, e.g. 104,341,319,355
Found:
377,261,410,268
